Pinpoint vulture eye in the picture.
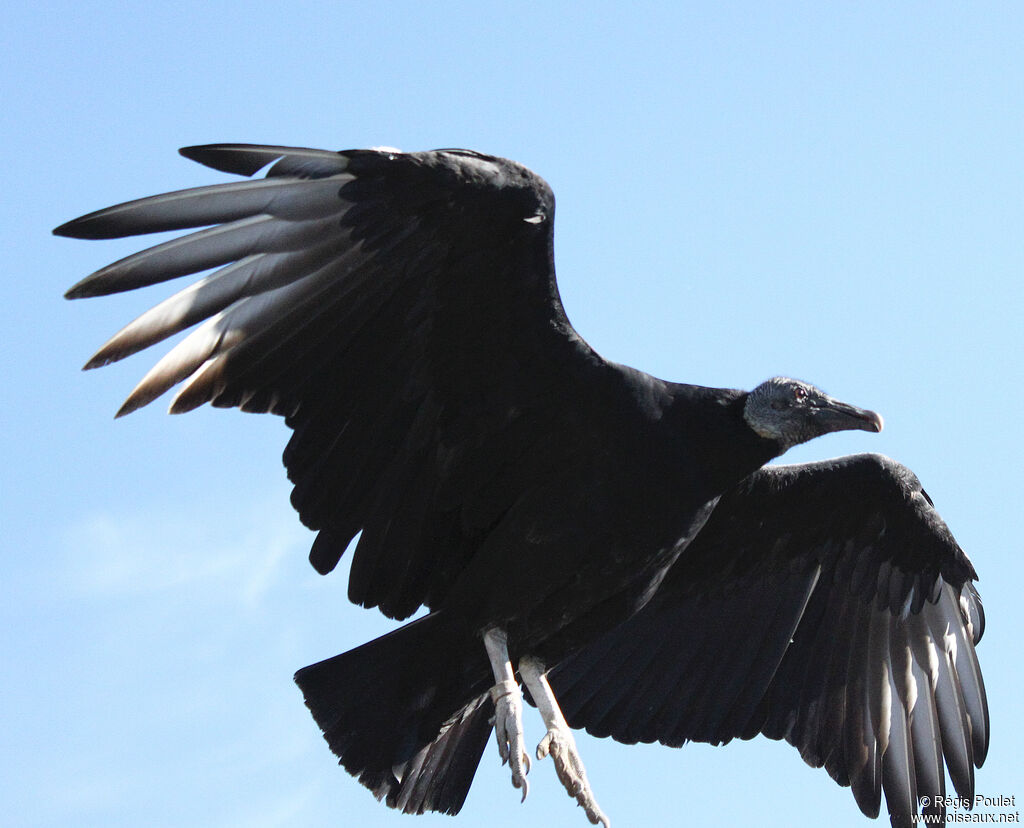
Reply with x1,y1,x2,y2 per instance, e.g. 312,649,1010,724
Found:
793,387,807,401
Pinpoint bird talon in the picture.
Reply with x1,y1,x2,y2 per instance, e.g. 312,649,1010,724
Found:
516,775,529,801
489,672,530,801
494,725,509,763
534,725,608,825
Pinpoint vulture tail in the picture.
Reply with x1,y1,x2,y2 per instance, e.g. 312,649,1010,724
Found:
294,611,494,815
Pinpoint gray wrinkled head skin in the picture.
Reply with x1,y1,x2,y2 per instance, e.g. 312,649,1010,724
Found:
743,377,884,453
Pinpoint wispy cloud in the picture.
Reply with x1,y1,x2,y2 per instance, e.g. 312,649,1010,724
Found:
60,494,310,607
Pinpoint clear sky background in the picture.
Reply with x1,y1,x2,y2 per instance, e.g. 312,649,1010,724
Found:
3,3,1022,827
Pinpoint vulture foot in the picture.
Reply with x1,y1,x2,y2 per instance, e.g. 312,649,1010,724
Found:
490,678,531,799
537,724,609,826
484,628,531,800
521,655,609,827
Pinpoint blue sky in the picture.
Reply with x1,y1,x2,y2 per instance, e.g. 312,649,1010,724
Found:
3,2,1022,826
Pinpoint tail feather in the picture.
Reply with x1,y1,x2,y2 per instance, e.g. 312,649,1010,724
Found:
387,694,494,814
294,611,494,814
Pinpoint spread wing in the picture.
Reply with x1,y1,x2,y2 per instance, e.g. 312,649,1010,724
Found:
57,143,614,619
550,453,987,827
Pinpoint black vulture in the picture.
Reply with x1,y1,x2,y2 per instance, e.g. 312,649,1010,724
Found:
56,144,986,827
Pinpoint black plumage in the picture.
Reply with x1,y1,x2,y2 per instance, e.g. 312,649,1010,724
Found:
550,454,986,827
57,144,986,827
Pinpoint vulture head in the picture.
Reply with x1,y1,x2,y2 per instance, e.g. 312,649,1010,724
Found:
744,377,883,452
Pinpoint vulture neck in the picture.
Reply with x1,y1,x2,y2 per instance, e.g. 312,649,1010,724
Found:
666,384,782,495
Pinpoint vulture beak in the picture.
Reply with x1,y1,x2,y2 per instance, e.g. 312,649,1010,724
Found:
816,396,884,435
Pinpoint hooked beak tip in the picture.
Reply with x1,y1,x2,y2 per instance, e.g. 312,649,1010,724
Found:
846,407,884,434
825,401,884,435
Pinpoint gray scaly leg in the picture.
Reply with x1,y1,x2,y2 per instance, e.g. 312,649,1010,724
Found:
483,627,531,800
520,655,609,827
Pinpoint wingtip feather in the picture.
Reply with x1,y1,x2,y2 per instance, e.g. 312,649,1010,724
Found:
179,144,268,176
180,143,352,179
115,387,159,418
54,214,122,241
83,355,109,371
54,220,81,239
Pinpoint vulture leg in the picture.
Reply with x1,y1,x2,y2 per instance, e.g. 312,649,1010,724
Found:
520,656,609,827
483,627,531,800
